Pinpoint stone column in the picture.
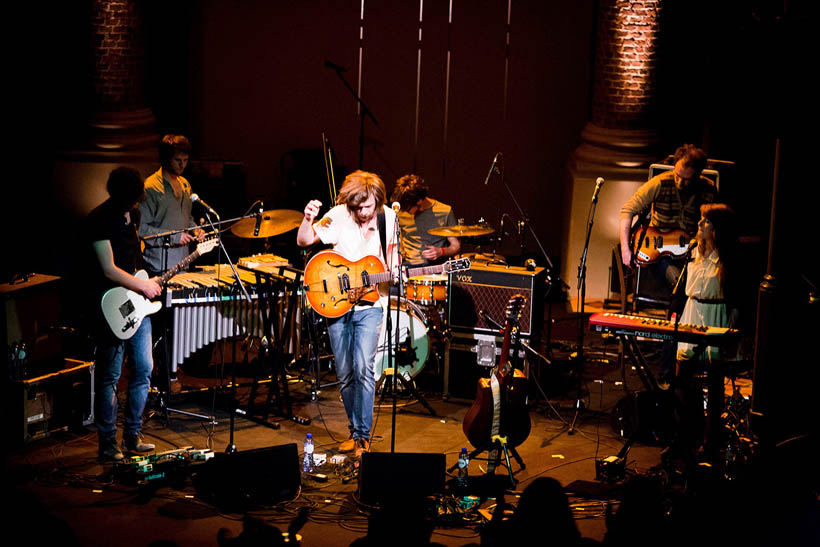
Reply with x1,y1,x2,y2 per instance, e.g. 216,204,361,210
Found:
87,0,158,152
564,0,665,302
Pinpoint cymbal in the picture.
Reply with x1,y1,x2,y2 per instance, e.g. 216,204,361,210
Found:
230,209,303,238
428,224,495,237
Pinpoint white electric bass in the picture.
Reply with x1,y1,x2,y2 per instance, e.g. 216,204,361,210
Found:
101,238,218,340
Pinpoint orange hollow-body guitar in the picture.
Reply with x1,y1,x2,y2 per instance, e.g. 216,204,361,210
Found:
303,250,470,318
630,226,690,265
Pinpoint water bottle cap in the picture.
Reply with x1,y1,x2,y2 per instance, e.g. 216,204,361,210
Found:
307,433,313,438
461,447,467,453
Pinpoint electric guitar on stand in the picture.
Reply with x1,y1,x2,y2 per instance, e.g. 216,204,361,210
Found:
303,250,470,318
101,238,218,340
461,294,531,474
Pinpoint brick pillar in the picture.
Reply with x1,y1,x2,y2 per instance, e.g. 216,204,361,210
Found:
564,0,665,302
87,0,158,152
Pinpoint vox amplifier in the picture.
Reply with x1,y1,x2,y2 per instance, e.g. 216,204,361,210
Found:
448,263,546,338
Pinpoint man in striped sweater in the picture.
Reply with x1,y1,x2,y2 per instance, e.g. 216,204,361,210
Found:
618,144,717,386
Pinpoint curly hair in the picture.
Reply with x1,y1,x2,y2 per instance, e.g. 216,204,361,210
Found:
390,174,429,210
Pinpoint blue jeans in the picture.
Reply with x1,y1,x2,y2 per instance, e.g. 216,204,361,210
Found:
327,306,383,440
95,317,154,441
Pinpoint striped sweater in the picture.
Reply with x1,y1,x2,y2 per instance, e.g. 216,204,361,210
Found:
620,170,717,235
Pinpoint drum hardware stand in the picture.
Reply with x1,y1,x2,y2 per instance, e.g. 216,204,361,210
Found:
376,336,437,417
568,178,604,435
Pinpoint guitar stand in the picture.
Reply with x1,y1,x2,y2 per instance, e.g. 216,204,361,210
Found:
376,367,437,416
447,435,525,487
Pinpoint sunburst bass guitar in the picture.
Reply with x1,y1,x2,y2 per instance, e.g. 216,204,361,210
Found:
303,250,470,318
101,238,218,339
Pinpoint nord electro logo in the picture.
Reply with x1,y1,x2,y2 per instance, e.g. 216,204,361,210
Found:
455,275,472,282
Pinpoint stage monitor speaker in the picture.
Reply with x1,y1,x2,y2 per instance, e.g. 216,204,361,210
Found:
358,452,446,507
194,443,300,512
448,263,546,338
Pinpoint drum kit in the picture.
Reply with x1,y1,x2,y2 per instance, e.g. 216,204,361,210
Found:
226,210,503,388
372,222,504,384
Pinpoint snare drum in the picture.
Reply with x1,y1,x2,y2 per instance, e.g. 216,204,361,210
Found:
406,274,448,305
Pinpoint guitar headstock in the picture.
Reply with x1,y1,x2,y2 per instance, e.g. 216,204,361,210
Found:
197,238,219,255
505,294,526,323
442,257,471,273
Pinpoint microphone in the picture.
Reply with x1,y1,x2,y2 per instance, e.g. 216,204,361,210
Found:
324,60,347,72
685,238,698,255
591,177,605,202
391,201,401,213
253,201,264,237
190,194,218,218
484,153,501,185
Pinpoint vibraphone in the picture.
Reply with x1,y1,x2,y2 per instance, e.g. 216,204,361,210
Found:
164,266,267,373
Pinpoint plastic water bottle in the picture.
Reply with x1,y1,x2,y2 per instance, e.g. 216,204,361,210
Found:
457,448,469,487
303,433,315,473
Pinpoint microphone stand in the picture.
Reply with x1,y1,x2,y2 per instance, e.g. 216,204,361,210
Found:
568,182,602,435
197,207,253,454
388,211,402,452
326,63,379,169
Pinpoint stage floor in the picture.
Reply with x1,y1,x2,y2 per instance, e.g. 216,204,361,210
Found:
4,302,786,546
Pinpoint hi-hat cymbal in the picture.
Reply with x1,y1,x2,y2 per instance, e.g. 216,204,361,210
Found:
428,225,495,237
230,209,303,238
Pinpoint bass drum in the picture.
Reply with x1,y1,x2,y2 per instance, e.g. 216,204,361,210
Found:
373,297,429,381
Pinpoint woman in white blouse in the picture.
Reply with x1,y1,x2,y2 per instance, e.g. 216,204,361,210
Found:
676,203,739,363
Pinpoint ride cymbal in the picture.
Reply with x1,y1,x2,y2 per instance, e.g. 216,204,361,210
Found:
230,209,303,238
427,225,495,237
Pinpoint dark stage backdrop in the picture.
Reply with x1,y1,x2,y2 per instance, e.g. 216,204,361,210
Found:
149,0,596,260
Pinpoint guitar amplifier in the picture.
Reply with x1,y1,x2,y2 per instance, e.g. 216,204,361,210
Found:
448,263,546,338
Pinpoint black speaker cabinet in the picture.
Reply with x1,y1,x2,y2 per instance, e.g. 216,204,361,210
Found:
9,358,94,444
448,263,546,338
194,443,300,511
358,452,446,507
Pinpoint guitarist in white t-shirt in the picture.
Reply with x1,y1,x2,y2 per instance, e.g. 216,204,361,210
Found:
297,170,399,457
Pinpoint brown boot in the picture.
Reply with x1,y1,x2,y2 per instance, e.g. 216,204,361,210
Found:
339,438,356,452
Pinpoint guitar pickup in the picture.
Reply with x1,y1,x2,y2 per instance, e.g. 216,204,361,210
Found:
361,271,370,287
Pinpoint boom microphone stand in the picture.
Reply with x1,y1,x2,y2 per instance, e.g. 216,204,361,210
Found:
568,178,604,435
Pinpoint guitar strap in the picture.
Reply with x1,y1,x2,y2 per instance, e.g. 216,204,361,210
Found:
488,373,502,472
377,210,388,264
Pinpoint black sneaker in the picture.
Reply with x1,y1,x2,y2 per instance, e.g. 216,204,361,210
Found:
122,434,155,454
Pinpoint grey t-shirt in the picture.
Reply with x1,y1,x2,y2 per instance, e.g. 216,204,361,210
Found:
397,199,457,266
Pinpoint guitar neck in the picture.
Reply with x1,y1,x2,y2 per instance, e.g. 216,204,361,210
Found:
406,264,446,277
158,249,202,286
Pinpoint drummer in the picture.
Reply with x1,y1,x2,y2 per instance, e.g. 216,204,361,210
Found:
391,174,460,267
